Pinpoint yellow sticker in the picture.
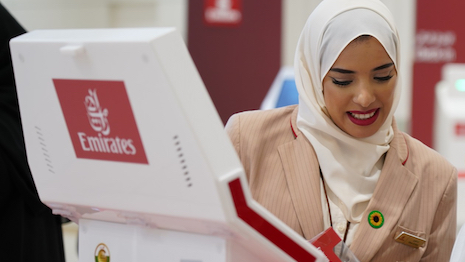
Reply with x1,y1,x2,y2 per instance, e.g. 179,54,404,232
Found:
394,231,426,248
95,243,110,262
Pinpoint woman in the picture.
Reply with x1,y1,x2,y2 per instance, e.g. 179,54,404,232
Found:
225,0,457,261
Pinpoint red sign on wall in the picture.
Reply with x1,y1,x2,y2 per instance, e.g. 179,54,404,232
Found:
413,0,465,147
204,0,242,27
54,79,148,164
456,123,465,136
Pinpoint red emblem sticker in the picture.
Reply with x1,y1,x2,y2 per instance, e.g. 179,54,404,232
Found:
54,79,148,164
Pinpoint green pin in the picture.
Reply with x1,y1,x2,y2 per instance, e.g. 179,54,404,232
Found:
368,210,384,229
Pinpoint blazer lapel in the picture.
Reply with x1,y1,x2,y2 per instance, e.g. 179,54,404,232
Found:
278,109,325,240
350,134,418,261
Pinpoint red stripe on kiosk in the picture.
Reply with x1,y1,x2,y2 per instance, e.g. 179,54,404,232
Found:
228,178,317,262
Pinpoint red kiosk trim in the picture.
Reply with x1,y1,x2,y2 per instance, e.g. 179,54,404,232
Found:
228,178,318,261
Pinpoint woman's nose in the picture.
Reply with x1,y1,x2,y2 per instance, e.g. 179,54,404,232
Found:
353,84,375,107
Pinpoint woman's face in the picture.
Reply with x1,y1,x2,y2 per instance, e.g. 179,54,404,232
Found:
322,36,397,138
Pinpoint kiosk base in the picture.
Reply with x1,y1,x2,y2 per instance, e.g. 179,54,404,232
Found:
78,219,265,262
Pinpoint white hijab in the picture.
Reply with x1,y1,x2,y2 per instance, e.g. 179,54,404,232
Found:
294,0,401,222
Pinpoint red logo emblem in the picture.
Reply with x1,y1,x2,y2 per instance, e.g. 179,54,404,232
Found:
456,123,465,136
204,0,242,27
54,79,148,164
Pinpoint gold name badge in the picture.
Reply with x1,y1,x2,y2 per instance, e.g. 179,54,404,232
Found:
394,231,426,248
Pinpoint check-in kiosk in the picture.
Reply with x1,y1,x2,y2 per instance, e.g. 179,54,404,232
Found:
434,63,465,230
10,28,326,262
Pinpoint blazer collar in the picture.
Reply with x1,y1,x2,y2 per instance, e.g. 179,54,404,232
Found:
389,118,409,165
278,106,325,239
350,122,417,261
286,106,417,260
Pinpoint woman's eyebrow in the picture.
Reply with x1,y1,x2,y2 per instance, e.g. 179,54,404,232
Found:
329,62,394,74
330,68,355,74
373,62,394,71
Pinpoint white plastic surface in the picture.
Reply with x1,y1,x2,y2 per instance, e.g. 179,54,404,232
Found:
451,225,465,262
11,28,229,225
79,219,227,262
434,63,465,231
10,28,327,262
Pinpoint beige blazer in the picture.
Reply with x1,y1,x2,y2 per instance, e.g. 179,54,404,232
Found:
225,105,457,262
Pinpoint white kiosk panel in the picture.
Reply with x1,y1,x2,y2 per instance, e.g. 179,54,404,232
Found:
11,28,228,226
11,28,326,262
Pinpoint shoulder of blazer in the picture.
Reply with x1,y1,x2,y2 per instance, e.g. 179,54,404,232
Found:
400,132,456,175
226,105,298,140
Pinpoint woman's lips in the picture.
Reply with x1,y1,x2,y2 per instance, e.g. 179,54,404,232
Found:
347,108,380,126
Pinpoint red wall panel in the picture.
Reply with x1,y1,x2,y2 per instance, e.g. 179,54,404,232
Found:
187,0,282,124
413,0,465,147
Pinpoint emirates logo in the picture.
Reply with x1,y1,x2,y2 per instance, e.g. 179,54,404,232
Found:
85,89,110,135
54,79,148,164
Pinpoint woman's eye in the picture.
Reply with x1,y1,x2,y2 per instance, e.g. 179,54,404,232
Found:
374,75,393,82
331,78,352,86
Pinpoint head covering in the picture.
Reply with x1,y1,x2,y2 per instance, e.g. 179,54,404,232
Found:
294,0,401,222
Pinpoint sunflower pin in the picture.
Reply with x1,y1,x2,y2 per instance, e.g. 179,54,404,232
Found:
368,210,384,229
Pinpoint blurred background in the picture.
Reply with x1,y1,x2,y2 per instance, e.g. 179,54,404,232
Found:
1,0,464,261
0,0,416,132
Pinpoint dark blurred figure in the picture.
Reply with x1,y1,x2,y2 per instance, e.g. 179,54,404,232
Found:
0,4,65,261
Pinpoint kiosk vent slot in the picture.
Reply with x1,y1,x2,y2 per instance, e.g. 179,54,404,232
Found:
36,126,55,174
173,135,192,187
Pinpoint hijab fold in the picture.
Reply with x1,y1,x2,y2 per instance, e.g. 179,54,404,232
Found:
294,0,401,222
